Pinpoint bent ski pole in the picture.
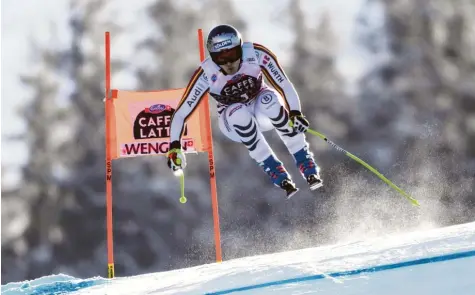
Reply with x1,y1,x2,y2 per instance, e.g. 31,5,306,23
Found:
306,128,420,207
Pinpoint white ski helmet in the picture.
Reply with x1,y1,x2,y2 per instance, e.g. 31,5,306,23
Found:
206,24,243,65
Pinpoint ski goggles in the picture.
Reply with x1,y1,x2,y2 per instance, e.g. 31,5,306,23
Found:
210,46,242,65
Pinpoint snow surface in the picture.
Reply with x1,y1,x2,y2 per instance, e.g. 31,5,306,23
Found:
2,222,475,295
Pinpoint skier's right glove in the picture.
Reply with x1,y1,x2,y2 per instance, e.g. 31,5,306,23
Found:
167,141,187,173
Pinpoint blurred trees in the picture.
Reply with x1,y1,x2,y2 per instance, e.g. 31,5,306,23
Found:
355,0,474,225
1,30,68,281
2,0,123,283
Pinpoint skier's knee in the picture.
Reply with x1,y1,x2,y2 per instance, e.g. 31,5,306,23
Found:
224,103,250,125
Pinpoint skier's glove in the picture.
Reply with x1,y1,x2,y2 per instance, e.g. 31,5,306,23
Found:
289,110,310,133
167,141,187,173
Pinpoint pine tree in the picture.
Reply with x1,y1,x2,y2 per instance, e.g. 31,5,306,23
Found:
1,36,67,281
356,0,475,226
2,0,129,281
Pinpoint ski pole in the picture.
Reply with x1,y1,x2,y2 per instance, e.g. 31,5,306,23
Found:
173,168,187,204
179,172,187,204
169,152,187,204
306,128,420,207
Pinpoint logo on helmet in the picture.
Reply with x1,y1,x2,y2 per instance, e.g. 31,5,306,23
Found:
214,39,232,50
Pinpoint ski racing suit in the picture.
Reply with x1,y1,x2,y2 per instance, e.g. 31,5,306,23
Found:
169,42,319,188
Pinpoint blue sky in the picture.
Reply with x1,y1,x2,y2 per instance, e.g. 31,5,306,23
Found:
1,0,366,185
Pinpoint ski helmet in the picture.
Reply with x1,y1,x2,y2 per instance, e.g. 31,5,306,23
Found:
206,24,243,65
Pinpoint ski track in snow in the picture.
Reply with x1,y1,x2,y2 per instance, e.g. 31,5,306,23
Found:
2,222,475,295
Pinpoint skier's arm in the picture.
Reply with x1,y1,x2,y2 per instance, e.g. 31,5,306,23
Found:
170,67,209,144
254,43,301,112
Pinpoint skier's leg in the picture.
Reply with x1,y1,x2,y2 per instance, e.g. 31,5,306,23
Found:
218,103,298,196
254,90,323,190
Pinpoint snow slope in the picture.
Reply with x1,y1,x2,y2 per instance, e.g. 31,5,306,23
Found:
2,222,475,295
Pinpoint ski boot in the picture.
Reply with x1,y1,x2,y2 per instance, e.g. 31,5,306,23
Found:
259,155,299,198
281,179,299,199
293,146,323,190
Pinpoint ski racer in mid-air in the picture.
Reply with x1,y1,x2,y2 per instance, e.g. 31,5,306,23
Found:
167,24,322,198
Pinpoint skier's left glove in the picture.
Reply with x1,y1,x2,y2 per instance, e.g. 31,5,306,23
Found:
167,141,187,173
289,110,310,133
